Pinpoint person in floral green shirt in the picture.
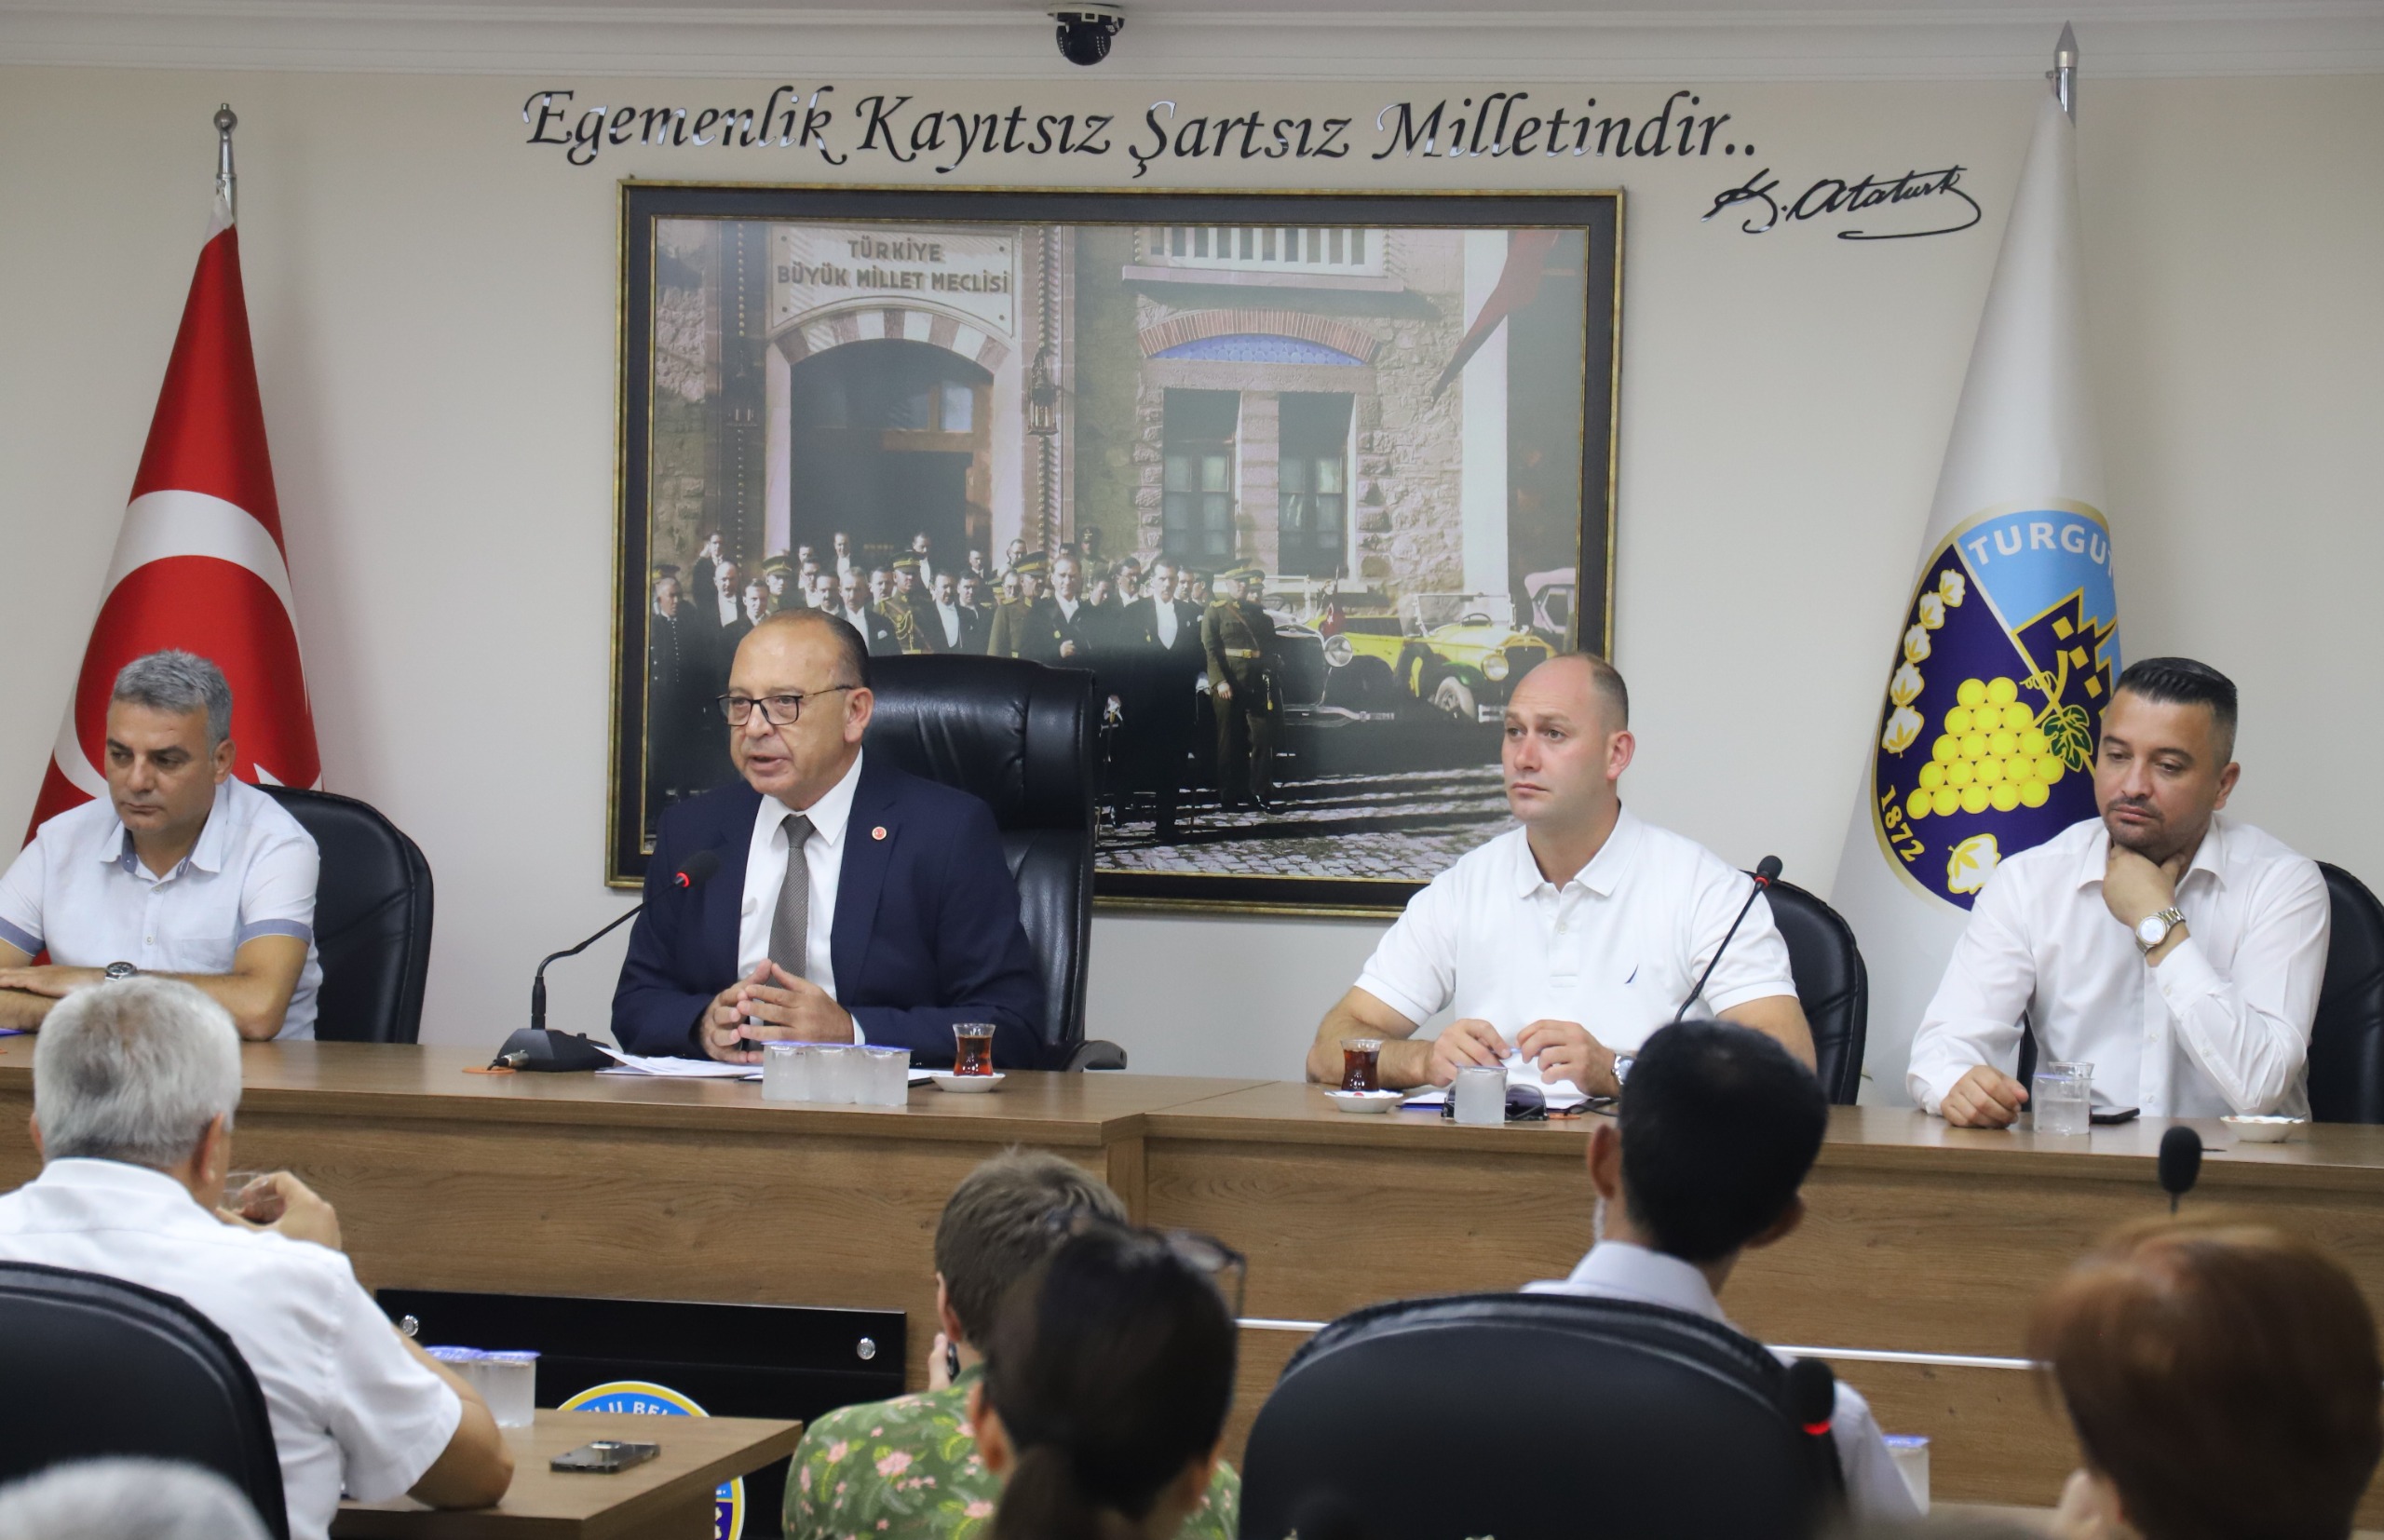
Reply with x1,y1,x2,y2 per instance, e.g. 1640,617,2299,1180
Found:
784,1153,1239,1540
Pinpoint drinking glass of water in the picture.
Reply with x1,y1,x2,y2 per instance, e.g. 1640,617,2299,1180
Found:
2033,1060,2094,1136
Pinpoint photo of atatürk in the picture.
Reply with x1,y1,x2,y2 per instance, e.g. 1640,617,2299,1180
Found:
616,190,1619,912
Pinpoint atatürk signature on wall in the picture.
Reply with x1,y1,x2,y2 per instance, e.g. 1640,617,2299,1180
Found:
1704,165,1982,240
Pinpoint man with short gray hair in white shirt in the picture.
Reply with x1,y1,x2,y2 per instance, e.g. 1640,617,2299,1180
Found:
1910,656,2328,1126
0,650,321,1039
0,978,513,1540
1305,653,1813,1096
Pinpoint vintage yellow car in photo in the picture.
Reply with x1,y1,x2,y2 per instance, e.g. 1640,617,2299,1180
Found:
1320,592,1553,723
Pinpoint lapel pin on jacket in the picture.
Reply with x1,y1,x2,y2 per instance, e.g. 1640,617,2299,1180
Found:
873,825,887,841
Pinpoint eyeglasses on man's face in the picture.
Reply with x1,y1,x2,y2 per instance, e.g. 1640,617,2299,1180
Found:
715,685,855,726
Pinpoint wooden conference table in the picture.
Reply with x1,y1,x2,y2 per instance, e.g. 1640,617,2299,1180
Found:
6,1041,2384,1520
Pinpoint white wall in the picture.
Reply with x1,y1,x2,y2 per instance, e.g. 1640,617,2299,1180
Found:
2,66,2377,1079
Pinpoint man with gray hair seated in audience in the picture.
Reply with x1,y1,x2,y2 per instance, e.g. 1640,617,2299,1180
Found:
0,1459,270,1540
0,650,322,1038
0,979,514,1539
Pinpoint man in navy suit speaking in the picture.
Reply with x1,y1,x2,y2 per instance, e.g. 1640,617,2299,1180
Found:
613,609,1045,1068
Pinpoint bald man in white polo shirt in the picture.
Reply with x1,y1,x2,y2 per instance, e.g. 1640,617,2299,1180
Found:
1306,654,1813,1097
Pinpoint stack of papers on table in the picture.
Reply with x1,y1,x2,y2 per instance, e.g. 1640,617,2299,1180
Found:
1399,1051,1594,1112
593,1046,761,1080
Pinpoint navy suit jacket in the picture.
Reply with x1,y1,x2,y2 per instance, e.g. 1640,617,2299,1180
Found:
611,759,1046,1068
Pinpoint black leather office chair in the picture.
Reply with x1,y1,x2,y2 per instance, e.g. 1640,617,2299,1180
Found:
862,655,1121,1070
1240,1291,1836,1540
259,785,435,1045
0,1261,290,1540
2309,862,2384,1124
1764,877,1868,1104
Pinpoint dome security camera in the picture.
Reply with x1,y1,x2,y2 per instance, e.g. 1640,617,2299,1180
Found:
1049,5,1125,66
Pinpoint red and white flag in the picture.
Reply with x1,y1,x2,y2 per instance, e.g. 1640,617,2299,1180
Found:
26,189,318,838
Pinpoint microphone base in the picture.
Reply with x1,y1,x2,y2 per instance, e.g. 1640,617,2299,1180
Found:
491,1027,614,1073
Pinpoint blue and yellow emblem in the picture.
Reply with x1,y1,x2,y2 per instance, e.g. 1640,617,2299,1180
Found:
1871,502,2120,908
559,1380,745,1540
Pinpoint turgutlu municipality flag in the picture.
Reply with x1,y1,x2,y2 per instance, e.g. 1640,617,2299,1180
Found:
25,189,319,838
1835,86,2120,1103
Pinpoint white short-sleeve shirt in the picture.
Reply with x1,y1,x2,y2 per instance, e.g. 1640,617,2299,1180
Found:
0,1160,462,1540
0,779,322,1039
1355,809,1798,1065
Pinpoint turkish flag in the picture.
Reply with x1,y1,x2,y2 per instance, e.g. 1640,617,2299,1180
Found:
24,196,318,840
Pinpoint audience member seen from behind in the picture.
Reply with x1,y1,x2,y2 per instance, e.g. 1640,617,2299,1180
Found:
968,1220,1239,1540
784,1153,1238,1540
2028,1216,2382,1540
0,979,513,1540
0,1458,269,1540
1526,1020,1919,1520
0,650,322,1038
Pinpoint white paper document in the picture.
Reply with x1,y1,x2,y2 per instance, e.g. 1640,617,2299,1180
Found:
1399,1051,1594,1111
592,1045,762,1080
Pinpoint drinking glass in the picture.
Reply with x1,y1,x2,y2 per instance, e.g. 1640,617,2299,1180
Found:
1340,1039,1384,1092
762,1042,812,1103
863,1047,912,1106
953,1023,997,1076
1453,1065,1507,1127
815,1044,860,1104
2033,1060,2093,1137
222,1171,285,1223
481,1351,539,1428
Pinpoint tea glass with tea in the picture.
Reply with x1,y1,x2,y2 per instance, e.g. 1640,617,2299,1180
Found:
1340,1038,1384,1092
953,1023,997,1076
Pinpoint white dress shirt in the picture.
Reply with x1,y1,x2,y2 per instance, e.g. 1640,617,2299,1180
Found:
737,750,862,1025
935,601,964,649
1355,810,1797,1085
1907,813,2327,1118
0,1160,461,1540
0,778,323,1039
1526,1241,1920,1520
1154,600,1180,648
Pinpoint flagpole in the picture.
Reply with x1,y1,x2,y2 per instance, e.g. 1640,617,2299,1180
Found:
215,103,237,223
2050,21,2069,122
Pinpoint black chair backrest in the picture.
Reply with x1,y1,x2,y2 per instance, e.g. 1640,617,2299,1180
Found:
258,785,435,1045
1765,877,1868,1104
861,655,1094,1065
1239,1291,1828,1540
0,1260,291,1540
2310,862,2384,1124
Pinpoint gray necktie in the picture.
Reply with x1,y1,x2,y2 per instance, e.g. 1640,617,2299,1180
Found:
769,813,814,980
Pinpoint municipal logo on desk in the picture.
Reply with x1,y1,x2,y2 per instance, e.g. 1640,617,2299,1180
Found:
1869,502,2120,910
560,1380,745,1540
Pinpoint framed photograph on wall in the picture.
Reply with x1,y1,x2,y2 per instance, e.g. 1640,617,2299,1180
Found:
610,182,1622,914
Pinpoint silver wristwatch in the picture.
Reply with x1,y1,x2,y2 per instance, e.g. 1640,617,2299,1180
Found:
2134,907,2186,954
1612,1052,1637,1087
103,961,141,981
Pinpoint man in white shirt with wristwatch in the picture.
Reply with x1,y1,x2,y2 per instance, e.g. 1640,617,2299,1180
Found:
1909,657,2329,1125
1304,654,1813,1097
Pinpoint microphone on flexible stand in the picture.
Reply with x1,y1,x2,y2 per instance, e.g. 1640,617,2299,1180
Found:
494,849,723,1071
2158,1126,2203,1214
1673,856,1784,1023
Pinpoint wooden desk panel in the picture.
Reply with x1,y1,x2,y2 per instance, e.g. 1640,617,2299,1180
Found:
332,1409,801,1540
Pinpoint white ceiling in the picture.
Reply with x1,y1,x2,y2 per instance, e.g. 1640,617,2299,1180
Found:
2,0,2379,79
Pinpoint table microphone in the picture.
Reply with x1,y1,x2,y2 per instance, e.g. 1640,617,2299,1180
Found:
1673,856,1784,1023
522,848,722,1036
2158,1125,2203,1214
